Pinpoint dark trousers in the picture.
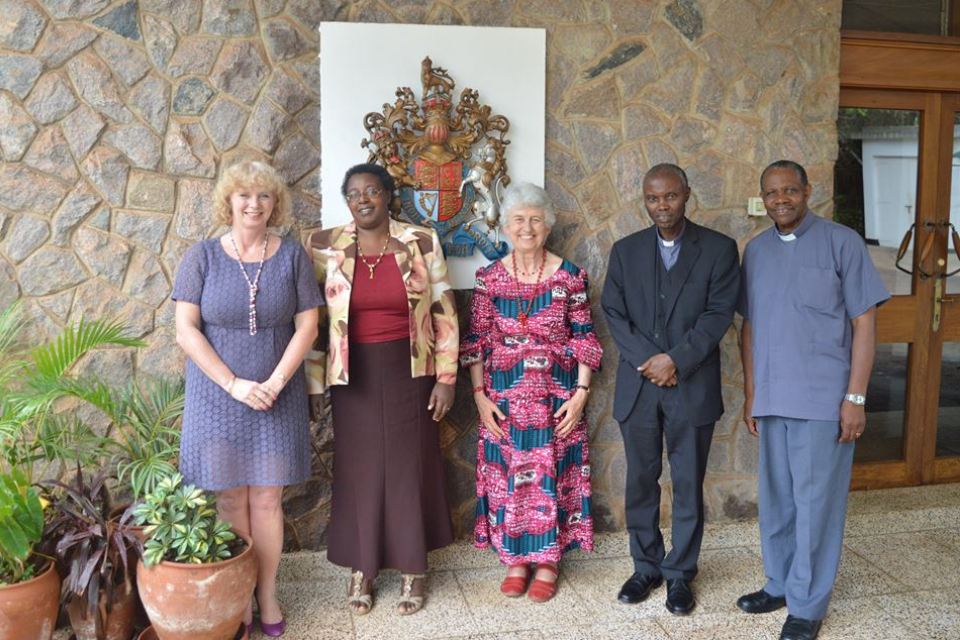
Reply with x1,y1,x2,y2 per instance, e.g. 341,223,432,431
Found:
619,383,714,581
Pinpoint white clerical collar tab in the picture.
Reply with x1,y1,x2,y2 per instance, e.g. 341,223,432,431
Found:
660,238,675,247
778,233,797,242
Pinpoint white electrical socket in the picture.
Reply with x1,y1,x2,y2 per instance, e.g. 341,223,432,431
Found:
747,197,766,217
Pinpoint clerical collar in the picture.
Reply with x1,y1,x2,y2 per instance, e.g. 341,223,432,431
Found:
657,220,685,247
775,209,815,242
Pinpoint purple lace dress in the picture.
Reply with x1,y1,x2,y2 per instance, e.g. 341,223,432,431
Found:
171,235,323,489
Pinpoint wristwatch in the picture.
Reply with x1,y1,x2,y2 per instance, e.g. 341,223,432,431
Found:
844,393,866,406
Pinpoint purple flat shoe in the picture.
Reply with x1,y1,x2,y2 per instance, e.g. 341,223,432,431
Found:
259,619,286,637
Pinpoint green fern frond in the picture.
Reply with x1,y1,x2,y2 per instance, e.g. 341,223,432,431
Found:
0,302,25,359
31,318,144,381
12,377,120,423
123,378,185,439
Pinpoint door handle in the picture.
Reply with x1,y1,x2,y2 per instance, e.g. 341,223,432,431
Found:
895,222,937,279
943,223,960,278
934,277,942,331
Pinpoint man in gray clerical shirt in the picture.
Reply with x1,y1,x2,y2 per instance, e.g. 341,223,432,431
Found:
602,164,740,616
737,160,890,640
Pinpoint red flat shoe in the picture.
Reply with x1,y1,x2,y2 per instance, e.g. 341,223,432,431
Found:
500,564,531,597
527,563,559,603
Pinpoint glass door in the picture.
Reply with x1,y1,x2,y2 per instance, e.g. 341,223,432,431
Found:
835,89,960,488
835,102,918,467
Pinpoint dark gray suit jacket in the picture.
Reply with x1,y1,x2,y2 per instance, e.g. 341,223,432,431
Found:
601,220,740,424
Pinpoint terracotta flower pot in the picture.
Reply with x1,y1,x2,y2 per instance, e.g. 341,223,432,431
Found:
136,537,257,640
107,505,150,630
138,623,248,640
0,561,60,640
66,581,137,640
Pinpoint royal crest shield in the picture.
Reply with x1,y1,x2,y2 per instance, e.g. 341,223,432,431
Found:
361,57,511,259
412,158,463,222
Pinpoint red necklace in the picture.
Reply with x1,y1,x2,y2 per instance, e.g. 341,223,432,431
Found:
511,248,547,331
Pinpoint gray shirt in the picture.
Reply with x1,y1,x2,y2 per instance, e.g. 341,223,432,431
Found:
738,212,890,421
657,221,684,271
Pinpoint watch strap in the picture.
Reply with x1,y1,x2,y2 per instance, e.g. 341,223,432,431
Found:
845,393,866,406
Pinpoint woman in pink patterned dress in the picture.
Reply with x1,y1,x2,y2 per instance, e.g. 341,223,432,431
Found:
460,183,603,603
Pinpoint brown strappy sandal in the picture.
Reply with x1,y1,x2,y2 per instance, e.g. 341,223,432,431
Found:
396,573,427,615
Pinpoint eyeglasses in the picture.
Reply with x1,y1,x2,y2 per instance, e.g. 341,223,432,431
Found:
344,187,383,203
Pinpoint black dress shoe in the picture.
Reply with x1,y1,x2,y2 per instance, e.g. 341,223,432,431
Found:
779,615,822,640
665,578,695,615
617,572,663,604
736,589,787,614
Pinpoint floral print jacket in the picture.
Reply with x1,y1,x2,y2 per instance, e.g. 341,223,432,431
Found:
305,218,459,392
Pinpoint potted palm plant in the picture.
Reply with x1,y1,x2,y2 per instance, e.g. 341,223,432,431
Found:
134,472,256,640
108,378,184,502
0,303,143,483
0,302,147,640
0,300,184,516
0,469,58,640
44,466,140,640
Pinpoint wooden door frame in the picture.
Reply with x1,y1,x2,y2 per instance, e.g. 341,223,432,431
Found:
931,92,960,483
841,34,960,488
841,32,960,92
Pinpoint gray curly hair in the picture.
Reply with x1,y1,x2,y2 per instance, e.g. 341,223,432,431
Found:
499,182,557,230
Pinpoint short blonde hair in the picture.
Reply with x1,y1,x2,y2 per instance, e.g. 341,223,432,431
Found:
213,160,291,227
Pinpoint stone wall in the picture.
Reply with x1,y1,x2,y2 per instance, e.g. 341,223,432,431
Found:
0,0,842,550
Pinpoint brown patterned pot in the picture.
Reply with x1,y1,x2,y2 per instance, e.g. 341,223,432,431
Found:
0,561,60,640
66,581,137,640
136,537,257,640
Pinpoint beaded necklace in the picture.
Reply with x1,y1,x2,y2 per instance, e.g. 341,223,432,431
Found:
228,233,268,335
355,233,391,279
511,247,547,331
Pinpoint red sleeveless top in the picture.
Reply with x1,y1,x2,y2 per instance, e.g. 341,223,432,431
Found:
348,254,410,343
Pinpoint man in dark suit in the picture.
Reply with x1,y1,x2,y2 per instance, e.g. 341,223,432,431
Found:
601,163,740,615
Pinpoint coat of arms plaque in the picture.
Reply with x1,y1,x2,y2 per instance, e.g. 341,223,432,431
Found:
361,56,512,259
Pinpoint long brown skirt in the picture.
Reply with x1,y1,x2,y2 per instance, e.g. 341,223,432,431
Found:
327,338,453,577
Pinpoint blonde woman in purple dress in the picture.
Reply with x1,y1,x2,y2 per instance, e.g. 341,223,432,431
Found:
172,160,322,636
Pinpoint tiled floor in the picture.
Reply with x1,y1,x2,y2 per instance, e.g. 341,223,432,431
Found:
57,483,959,639
266,483,960,639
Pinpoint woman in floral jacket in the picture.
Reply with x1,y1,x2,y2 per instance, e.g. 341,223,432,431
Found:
306,163,458,617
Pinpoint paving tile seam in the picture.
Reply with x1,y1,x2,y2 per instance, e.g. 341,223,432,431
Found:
851,595,954,640
881,615,930,639
699,541,761,550
437,628,544,640
838,545,915,593
925,533,960,554
651,618,674,638
896,586,960,600
832,586,916,601
447,567,481,624
842,523,958,538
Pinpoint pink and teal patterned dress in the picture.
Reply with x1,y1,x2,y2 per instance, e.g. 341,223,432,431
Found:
460,259,603,566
